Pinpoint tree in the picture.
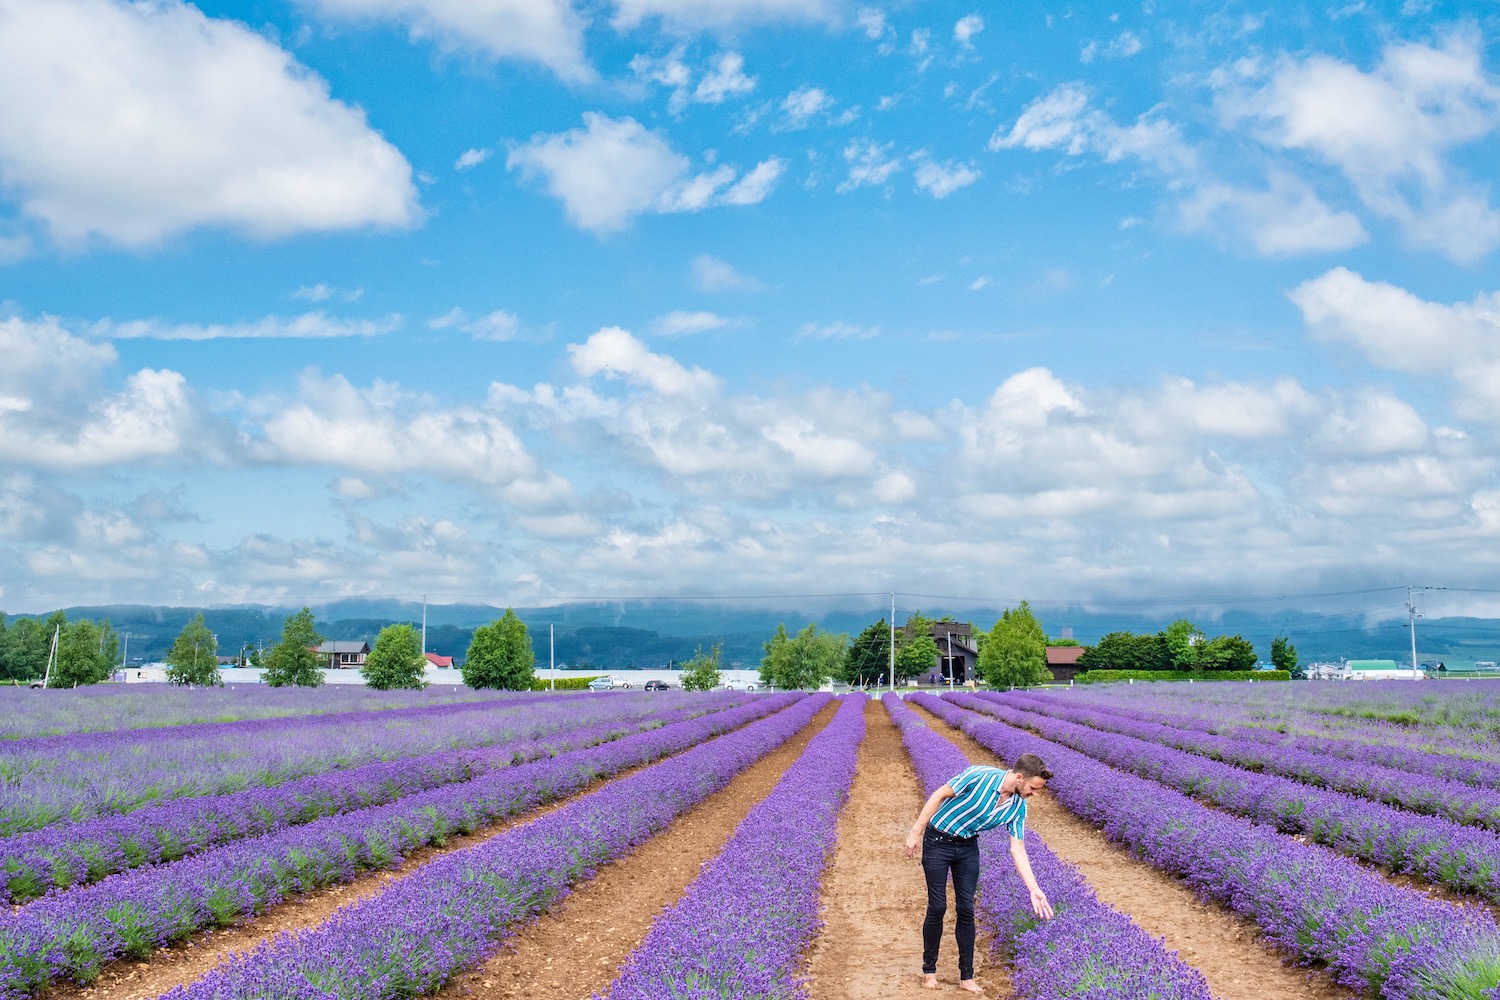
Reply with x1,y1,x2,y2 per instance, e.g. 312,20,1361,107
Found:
1161,619,1204,672
841,619,891,686
895,613,940,682
679,643,722,691
1,616,51,682
760,623,846,690
362,624,427,690
1198,634,1257,672
1078,631,1170,672
463,608,535,690
264,608,324,687
53,618,117,687
978,601,1051,688
1271,636,1301,677
165,614,222,686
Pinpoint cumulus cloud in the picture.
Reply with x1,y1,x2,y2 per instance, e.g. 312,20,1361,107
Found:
779,86,835,129
300,0,592,82
1290,267,1500,423
507,113,783,232
257,371,559,503
953,14,983,49
631,49,756,114
838,139,903,192
911,154,981,198
0,0,419,249
454,148,492,170
1216,30,1500,261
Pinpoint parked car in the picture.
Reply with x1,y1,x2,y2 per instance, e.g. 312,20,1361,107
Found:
644,679,670,691
722,679,758,691
587,676,615,691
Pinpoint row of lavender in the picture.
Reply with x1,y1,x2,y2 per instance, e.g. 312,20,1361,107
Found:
1,696,739,902
0,684,505,741
159,694,834,1000
1042,686,1500,791
601,695,866,999
1060,681,1500,759
997,689,1500,832
886,694,1210,1000
0,693,806,1000
920,693,1500,1000
1,691,703,834
965,691,1500,902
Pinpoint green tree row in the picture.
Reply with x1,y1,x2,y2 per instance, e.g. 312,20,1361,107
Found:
0,611,120,687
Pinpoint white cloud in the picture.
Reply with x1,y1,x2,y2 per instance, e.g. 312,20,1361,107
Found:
798,321,878,339
428,307,524,340
953,14,983,49
837,139,903,192
507,113,780,233
780,87,834,129
301,0,592,82
722,157,785,205
612,0,835,31
912,154,981,198
856,7,887,40
568,327,719,396
91,312,401,340
651,310,732,336
455,148,492,170
692,254,764,292
0,0,419,248
1218,30,1500,261
258,371,554,498
1290,267,1500,423
1178,170,1367,254
1083,30,1143,62
632,49,756,114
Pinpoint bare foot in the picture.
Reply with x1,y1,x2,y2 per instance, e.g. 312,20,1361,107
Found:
958,979,984,994
923,973,940,989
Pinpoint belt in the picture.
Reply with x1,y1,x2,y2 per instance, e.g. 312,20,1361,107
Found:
925,826,975,844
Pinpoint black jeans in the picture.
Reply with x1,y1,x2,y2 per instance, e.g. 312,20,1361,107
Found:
920,828,980,979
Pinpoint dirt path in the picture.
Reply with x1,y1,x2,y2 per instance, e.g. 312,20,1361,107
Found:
54,707,819,1000
430,700,839,1000
908,701,1355,1000
806,699,1013,999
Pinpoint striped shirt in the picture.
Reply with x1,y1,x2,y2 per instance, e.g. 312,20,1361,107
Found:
929,765,1027,840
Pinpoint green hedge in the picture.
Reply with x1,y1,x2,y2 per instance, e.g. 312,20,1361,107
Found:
1076,670,1290,684
528,676,599,691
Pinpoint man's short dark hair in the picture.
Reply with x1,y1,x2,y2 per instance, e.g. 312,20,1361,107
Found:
1013,753,1052,781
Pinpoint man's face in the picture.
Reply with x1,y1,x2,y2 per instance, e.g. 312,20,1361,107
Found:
1016,776,1047,799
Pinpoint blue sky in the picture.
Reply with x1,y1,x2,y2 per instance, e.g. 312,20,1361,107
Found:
1,0,1499,615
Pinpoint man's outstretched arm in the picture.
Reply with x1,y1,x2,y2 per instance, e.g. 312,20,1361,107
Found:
904,783,956,857
1009,836,1053,919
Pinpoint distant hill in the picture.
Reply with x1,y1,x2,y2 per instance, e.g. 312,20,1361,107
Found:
13,599,1498,670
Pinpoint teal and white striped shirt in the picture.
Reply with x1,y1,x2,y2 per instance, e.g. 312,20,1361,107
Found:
929,765,1027,840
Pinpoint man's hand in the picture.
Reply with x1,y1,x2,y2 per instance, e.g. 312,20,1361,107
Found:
905,827,922,858
1030,887,1054,920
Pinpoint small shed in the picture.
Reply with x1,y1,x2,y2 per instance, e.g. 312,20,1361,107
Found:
424,652,454,669
317,641,370,669
1046,646,1086,682
926,623,978,683
1345,659,1421,681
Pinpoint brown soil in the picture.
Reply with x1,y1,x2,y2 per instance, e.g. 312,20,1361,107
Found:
431,700,839,1000
907,701,1355,1000
806,699,1013,999
53,708,815,1000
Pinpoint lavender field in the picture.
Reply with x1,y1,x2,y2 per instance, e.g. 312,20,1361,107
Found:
5,681,1500,1000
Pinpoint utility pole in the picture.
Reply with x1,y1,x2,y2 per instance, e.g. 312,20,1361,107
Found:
41,625,59,689
1407,586,1423,680
549,624,555,692
889,593,896,694
421,595,427,658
